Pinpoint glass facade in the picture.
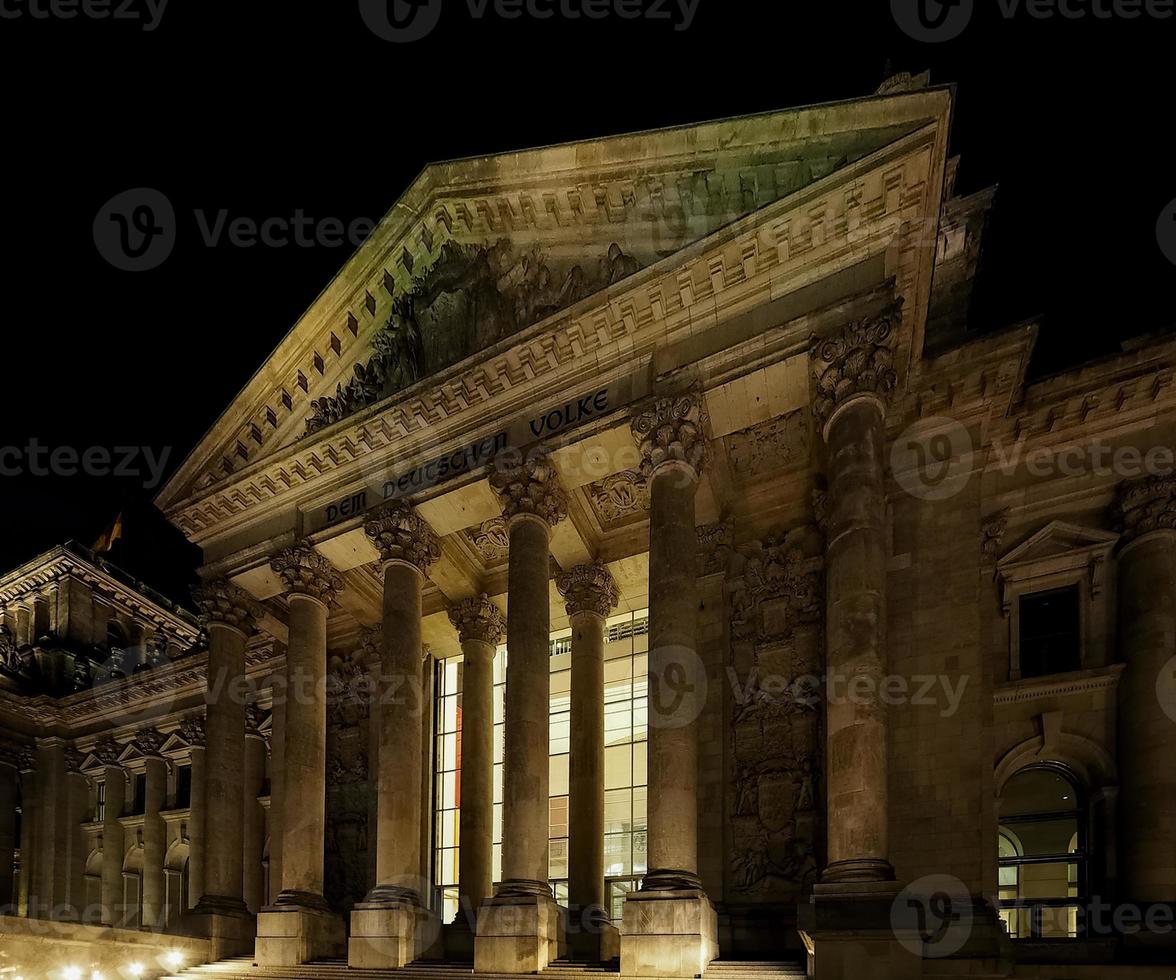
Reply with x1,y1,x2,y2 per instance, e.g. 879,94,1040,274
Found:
433,609,649,923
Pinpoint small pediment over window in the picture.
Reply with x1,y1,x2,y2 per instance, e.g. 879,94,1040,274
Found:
995,520,1119,617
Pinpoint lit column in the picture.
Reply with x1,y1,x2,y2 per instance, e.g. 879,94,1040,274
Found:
243,705,267,915
256,544,346,966
64,747,90,922
16,748,35,918
350,504,442,968
181,717,206,911
135,729,167,931
1113,477,1176,904
448,596,507,925
475,450,568,974
557,562,618,960
810,312,897,885
192,579,258,955
267,673,286,907
622,395,716,979
94,741,126,926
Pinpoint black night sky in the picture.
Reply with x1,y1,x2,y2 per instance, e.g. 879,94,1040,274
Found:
1,0,1172,603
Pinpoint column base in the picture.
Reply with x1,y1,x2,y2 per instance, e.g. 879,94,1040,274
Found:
620,888,717,978
255,901,346,966
474,887,566,973
798,881,914,980
349,899,441,968
182,906,256,960
568,919,620,963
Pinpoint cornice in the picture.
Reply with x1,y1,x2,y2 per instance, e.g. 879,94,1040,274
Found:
994,664,1124,706
163,128,943,547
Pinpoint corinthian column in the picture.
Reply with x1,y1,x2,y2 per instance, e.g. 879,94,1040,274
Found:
448,596,506,928
135,729,167,931
192,579,258,942
810,307,899,885
350,504,441,969
558,562,618,961
1113,477,1176,906
621,394,716,980
255,544,346,967
93,740,125,926
474,450,568,975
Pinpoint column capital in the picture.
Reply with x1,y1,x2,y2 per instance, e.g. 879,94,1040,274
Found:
0,741,33,773
271,543,345,606
192,579,260,634
364,503,442,573
92,737,123,768
809,300,903,434
1113,475,1176,546
178,715,206,748
556,562,619,618
489,448,568,528
448,594,507,646
631,394,709,481
64,745,86,776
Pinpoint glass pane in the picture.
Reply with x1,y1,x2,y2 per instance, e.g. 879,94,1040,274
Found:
550,755,569,797
604,744,632,790
550,713,570,755
1003,818,1079,859
550,797,569,838
604,833,631,876
1003,768,1079,817
605,789,632,833
549,839,568,879
1017,859,1078,901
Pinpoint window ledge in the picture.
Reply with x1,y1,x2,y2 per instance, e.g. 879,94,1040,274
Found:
995,664,1124,705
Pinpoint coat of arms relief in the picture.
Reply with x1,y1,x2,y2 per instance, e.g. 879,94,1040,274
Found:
725,524,824,897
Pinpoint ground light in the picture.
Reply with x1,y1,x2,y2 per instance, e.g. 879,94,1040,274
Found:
63,968,82,980
163,953,183,971
126,966,144,978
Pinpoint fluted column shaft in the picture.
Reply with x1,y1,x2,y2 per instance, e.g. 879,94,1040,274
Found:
100,763,125,925
501,513,556,893
196,621,249,915
822,395,892,882
142,754,167,929
449,596,506,920
268,688,285,904
645,462,702,886
280,592,330,905
1114,495,1176,900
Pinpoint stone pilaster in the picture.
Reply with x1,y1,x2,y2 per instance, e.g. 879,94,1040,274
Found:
192,579,258,955
0,755,18,912
135,729,167,931
64,746,90,922
256,544,346,966
448,596,506,932
350,504,441,969
16,749,35,918
621,394,717,979
558,562,619,962
1113,477,1176,915
243,704,267,915
180,717,206,912
475,451,568,974
31,738,71,921
93,740,126,926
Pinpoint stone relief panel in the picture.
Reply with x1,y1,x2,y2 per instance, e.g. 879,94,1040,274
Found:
724,408,811,482
464,517,510,567
725,525,824,900
307,240,642,434
587,470,649,528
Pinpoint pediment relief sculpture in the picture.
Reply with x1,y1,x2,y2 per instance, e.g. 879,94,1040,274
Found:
727,526,824,647
306,240,642,435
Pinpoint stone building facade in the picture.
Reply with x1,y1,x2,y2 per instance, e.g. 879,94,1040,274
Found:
2,78,1175,979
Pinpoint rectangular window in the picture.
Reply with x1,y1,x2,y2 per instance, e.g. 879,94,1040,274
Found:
132,773,146,816
96,781,107,822
1019,586,1081,679
176,765,192,809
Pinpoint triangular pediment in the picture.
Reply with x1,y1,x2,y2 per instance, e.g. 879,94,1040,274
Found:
156,86,954,518
997,521,1120,569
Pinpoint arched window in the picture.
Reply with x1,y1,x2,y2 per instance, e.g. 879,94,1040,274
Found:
997,765,1087,939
